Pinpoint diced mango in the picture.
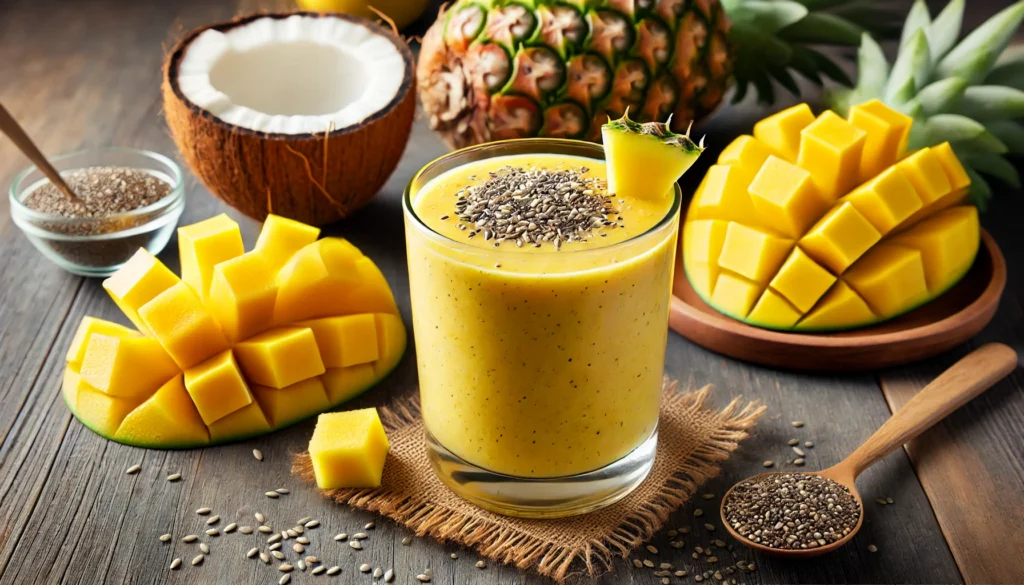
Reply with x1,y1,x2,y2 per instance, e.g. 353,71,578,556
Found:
889,206,980,293
374,313,407,375
710,272,762,320
62,367,80,410
718,135,773,169
847,99,912,182
308,409,391,489
896,147,952,205
77,381,142,438
138,282,230,369
322,364,378,404
79,334,179,399
183,350,254,425
234,327,326,389
717,223,794,285
753,103,816,162
683,219,729,265
66,317,139,369
747,156,828,238
115,375,210,448
207,401,272,443
252,377,330,428
932,142,972,193
178,214,245,302
254,214,321,273
102,249,180,334
274,239,399,324
685,262,716,300
797,111,867,201
796,282,876,331
298,314,379,369
799,202,882,275
844,244,930,318
689,164,759,225
843,166,923,235
206,253,278,343
769,247,836,313
747,289,802,330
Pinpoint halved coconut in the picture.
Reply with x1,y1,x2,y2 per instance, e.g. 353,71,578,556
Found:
163,12,415,226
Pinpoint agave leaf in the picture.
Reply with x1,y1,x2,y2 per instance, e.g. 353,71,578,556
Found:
924,114,1008,154
779,13,865,46
965,168,993,211
986,120,1024,154
936,0,1024,84
957,86,1024,122
854,32,889,99
900,0,931,48
915,77,968,116
727,0,808,33
805,46,854,86
884,30,931,104
960,150,1022,188
985,45,1024,90
925,0,964,64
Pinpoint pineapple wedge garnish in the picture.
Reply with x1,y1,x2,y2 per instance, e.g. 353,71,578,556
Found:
602,112,705,201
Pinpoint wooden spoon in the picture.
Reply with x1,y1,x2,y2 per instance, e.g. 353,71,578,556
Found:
720,342,1018,558
0,102,80,202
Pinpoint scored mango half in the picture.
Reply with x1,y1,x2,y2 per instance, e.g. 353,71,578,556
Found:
684,100,980,332
62,214,407,448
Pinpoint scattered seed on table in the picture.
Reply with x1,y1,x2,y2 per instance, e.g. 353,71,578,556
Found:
763,460,775,468
306,556,319,565
247,547,259,559
792,421,805,428
364,522,375,530
287,529,299,538
659,563,673,570
327,566,341,575
667,530,678,537
183,535,198,543
279,575,291,585
170,558,182,570
670,541,684,549
708,556,718,563
206,515,220,525
297,536,310,545
875,498,888,505
224,522,237,533
704,523,716,531
268,534,282,544
253,449,264,461
276,488,290,494
296,516,310,524
199,543,210,554
416,575,431,583
126,464,142,475
239,525,254,534
279,564,294,573
475,561,486,569
868,544,878,553
191,555,204,566
695,546,704,554
167,473,182,482
334,533,348,541
258,525,273,534
312,566,326,575
350,540,363,550
305,519,320,528
293,526,304,535
792,447,806,457
360,564,372,573
373,567,383,578
886,497,894,504
265,491,279,499
632,559,643,568
702,493,715,500
206,529,219,536
196,507,211,515
646,545,658,554
353,532,368,540
805,441,814,448
298,559,307,571
675,570,688,577
793,458,806,466
272,551,286,560
256,512,266,523
425,569,433,576
384,569,394,582
282,531,290,540
293,543,304,554
787,439,799,446
661,578,670,585
713,539,726,547
695,576,703,582
260,552,271,564
694,508,704,517
643,560,655,568
159,533,171,543
270,543,282,551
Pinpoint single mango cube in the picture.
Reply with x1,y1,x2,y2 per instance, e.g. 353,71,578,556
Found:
298,314,379,369
374,313,407,375
799,202,882,275
206,253,278,343
234,327,325,389
66,317,139,369
76,380,142,438
183,350,254,425
689,164,759,226
208,401,273,443
796,281,876,331
747,156,828,238
896,148,952,204
847,99,912,183
252,377,330,428
717,223,794,285
710,272,762,320
178,214,245,302
254,214,322,272
932,142,972,192
102,249,180,334
844,244,930,318
769,247,837,314
322,364,377,404
138,282,230,369
685,263,717,300
753,103,816,162
889,206,980,293
79,334,180,399
683,219,729,266
308,409,391,489
718,135,773,169
747,288,802,330
843,166,923,235
115,375,210,448
62,367,81,410
797,111,867,201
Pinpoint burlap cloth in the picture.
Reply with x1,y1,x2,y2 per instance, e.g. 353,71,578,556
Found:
292,379,764,582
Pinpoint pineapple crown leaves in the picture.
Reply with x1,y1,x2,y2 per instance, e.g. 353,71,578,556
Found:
604,109,706,153
830,0,1024,209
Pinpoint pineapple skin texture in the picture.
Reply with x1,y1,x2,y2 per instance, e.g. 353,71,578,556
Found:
417,0,732,149
684,101,981,332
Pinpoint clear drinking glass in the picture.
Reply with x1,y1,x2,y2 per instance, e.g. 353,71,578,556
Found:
403,139,681,518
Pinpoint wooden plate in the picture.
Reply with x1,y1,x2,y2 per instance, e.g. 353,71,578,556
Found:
669,231,1006,371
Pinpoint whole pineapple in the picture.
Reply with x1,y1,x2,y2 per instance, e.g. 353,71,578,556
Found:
417,0,900,149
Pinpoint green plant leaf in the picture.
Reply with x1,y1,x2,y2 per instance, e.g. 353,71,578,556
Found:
854,32,889,99
779,13,865,46
957,85,1024,122
769,64,802,97
924,114,1008,153
727,0,808,33
805,46,854,86
926,0,964,63
916,77,968,116
885,29,931,104
788,45,824,85
900,0,931,48
985,45,1024,90
730,23,794,66
936,0,1024,83
731,77,752,104
960,150,1022,188
790,0,850,9
986,120,1024,154
828,87,856,116
965,168,993,210
751,69,777,105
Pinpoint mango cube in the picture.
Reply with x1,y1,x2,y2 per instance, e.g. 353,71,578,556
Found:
79,334,180,399
183,350,254,425
843,166,923,235
710,272,762,320
66,317,139,369
896,147,952,205
799,202,882,275
797,282,876,331
115,375,210,448
252,378,330,428
797,111,867,201
844,244,930,317
234,327,325,389
686,264,715,299
255,214,321,272
62,367,80,410
178,214,245,302
747,289,802,330
76,381,142,438
753,103,815,162
299,314,379,369
207,401,272,443
322,364,377,404
718,135,773,169
138,282,230,369
932,142,972,192
689,164,759,226
308,409,391,489
717,223,793,285
747,156,828,238
682,219,728,296
769,247,836,313
374,313,407,375
102,249,180,334
206,253,278,343
847,99,912,182
890,206,980,293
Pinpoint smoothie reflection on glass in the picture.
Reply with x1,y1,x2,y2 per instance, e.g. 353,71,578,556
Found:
404,129,701,518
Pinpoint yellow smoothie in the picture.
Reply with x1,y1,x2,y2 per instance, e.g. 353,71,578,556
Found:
406,153,679,478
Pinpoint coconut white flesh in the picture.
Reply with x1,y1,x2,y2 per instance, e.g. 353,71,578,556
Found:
176,15,406,135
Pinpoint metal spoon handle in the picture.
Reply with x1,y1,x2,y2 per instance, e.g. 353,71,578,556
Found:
0,102,80,202
843,343,1017,478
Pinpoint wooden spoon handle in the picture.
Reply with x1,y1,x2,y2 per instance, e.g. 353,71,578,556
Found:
842,343,1017,478
0,102,79,202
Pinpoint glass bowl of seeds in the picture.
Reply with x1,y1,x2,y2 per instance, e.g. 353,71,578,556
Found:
9,146,185,277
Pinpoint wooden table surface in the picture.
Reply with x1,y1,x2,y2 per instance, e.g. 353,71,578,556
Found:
1,1,1022,584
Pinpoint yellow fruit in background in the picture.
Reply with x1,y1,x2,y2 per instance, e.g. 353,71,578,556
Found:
684,100,980,332
296,0,431,30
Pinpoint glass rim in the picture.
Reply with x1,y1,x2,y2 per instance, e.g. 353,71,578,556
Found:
403,138,682,259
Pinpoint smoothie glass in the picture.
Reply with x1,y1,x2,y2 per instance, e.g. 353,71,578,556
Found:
404,139,681,518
